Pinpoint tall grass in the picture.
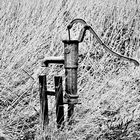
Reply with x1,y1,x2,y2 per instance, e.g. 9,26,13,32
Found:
0,0,140,139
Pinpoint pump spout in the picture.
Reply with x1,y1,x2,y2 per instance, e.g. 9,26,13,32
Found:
78,25,139,66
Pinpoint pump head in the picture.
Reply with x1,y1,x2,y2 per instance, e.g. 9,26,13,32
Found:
66,19,139,66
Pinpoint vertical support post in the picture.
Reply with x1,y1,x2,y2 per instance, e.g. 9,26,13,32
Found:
54,76,64,129
63,40,79,123
39,75,49,132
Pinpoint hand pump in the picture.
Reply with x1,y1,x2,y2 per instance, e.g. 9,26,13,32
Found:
39,19,139,133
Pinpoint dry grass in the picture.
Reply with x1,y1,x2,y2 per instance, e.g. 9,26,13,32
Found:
0,0,140,139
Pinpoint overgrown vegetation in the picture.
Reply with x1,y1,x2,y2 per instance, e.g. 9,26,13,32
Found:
0,0,140,139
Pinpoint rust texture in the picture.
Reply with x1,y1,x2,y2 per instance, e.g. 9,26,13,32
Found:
63,40,79,122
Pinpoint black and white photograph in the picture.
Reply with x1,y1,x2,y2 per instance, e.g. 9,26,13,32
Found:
0,0,140,139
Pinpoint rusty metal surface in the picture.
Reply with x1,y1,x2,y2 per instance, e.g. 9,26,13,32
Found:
63,40,79,121
63,41,79,69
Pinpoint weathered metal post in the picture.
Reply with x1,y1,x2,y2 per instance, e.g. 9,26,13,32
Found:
63,40,79,123
54,76,64,129
39,75,49,133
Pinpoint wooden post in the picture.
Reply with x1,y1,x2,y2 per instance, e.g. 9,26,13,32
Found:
39,75,49,132
54,76,64,129
63,40,79,123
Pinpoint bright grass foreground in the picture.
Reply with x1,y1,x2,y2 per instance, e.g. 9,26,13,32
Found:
1,0,140,139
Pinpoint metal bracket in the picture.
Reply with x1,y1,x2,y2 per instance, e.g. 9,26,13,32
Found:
63,98,81,105
63,93,80,104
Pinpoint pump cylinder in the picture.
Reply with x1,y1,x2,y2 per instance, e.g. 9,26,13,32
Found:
63,40,79,121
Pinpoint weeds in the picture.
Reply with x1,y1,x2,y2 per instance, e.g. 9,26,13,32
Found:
0,0,140,139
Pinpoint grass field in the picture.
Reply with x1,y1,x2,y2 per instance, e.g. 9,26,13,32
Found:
0,0,140,139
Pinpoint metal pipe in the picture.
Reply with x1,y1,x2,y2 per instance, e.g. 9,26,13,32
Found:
63,40,79,123
78,25,139,66
43,56,64,67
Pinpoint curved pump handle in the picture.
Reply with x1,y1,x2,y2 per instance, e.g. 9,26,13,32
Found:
78,25,139,66
67,18,87,40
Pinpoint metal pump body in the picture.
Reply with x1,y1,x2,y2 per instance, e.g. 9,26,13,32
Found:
63,40,79,120
39,18,139,131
